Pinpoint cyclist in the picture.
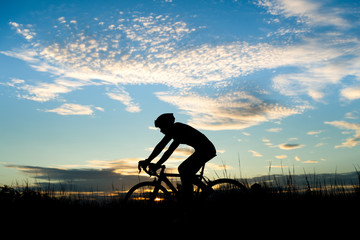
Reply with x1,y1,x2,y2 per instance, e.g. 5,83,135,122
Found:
139,113,216,201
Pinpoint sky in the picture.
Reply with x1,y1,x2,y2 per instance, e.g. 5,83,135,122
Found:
1,0,360,192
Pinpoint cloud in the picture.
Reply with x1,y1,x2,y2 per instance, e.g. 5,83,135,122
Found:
302,160,318,164
3,18,289,110
257,0,360,102
106,88,141,113
0,78,24,87
3,162,148,192
307,130,323,135
324,120,360,148
9,21,36,40
278,143,304,150
19,82,74,102
45,103,102,115
58,17,66,24
172,147,195,157
249,150,263,157
256,0,349,27
269,165,288,169
3,158,149,192
2,4,360,128
345,111,359,120
2,18,323,99
262,138,273,146
1,77,89,102
271,39,357,101
206,163,233,171
155,91,306,130
315,142,326,147
341,86,360,101
0,49,39,63
266,128,282,132
275,155,287,159
1,17,198,104
86,158,143,175
146,146,194,158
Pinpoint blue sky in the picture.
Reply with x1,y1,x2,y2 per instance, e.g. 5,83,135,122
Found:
1,0,360,191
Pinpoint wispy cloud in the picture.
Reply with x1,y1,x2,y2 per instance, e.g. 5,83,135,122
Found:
249,150,263,157
257,0,360,102
345,111,359,120
307,130,323,135
266,127,282,132
256,0,349,27
155,91,306,130
2,15,200,110
2,2,360,129
315,142,326,148
324,120,360,148
206,162,233,171
45,103,102,115
0,78,79,102
302,160,318,164
145,146,194,158
106,88,141,113
4,16,292,114
271,38,360,101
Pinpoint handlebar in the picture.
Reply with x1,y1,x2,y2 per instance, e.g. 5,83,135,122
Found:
138,161,165,176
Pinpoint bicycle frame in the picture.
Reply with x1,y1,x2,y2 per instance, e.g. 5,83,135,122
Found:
125,163,247,202
147,165,209,198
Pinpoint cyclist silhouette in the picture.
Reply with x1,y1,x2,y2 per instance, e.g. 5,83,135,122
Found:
139,113,216,201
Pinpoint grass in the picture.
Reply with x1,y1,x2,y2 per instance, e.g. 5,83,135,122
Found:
1,170,359,230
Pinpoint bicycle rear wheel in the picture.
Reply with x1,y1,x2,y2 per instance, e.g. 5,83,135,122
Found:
124,181,169,203
206,178,247,200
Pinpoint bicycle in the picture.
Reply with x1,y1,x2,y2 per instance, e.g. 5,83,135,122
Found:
124,162,247,203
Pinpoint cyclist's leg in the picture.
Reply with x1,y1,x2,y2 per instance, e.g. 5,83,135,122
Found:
178,153,203,201
178,151,214,201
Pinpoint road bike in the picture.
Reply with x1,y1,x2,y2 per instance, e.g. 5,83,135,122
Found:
124,163,247,203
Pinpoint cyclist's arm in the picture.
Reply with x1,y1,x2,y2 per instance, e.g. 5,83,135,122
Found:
146,135,172,163
156,140,180,166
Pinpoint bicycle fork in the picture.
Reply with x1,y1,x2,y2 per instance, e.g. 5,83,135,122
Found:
148,179,160,202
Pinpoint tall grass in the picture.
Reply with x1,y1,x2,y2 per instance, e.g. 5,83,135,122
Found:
1,169,359,228
2,169,359,203
0,171,360,207
247,173,359,203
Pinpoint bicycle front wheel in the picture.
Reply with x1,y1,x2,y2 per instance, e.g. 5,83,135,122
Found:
124,181,169,203
206,178,247,200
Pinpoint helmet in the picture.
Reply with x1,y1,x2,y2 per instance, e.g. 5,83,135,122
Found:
154,113,175,128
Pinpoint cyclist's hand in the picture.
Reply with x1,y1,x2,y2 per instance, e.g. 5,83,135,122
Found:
148,163,161,175
138,160,149,173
